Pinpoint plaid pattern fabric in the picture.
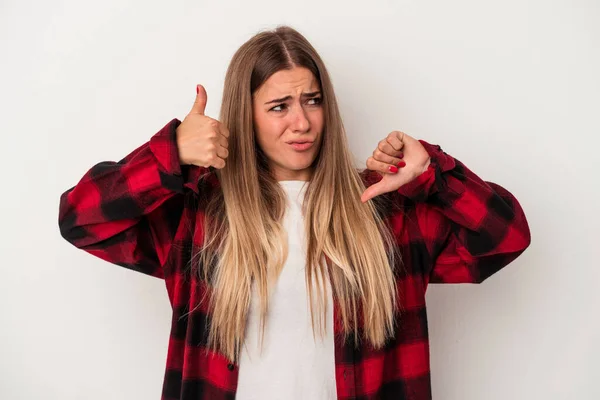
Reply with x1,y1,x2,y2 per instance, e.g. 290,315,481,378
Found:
58,119,531,399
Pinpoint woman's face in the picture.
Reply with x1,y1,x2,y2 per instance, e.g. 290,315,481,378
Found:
252,67,324,181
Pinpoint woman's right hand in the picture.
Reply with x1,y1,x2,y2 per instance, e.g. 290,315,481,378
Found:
176,84,230,169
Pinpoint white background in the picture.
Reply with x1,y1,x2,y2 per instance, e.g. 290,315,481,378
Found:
1,0,598,399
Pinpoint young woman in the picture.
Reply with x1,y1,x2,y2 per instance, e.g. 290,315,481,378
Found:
58,26,531,400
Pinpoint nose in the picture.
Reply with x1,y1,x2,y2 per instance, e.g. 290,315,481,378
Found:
290,106,311,133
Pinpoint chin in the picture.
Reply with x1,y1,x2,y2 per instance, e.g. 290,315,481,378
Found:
286,165,310,171
294,158,317,169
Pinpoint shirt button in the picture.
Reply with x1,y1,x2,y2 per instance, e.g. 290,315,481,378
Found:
227,363,235,371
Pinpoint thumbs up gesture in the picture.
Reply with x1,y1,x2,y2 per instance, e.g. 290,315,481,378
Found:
176,84,230,169
360,131,431,203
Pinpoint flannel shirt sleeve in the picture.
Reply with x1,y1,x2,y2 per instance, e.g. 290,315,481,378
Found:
58,118,205,278
397,140,531,283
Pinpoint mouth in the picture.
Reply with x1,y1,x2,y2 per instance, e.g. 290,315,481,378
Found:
287,141,314,151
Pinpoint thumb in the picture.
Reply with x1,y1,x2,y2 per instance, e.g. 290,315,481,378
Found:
190,84,207,115
360,181,386,203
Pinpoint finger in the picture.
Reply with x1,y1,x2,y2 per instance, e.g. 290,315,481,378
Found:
361,181,386,203
367,156,405,175
217,132,229,149
217,124,230,139
207,119,229,140
387,131,405,151
190,84,207,115
372,149,403,166
216,144,229,160
210,154,226,169
378,139,403,158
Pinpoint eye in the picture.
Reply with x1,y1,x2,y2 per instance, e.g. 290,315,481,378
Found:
270,104,287,112
307,97,323,106
269,97,322,112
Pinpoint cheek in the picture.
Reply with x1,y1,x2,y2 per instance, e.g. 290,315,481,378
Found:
255,117,286,150
311,110,325,137
312,106,324,124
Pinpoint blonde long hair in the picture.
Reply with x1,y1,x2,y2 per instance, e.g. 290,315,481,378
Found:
196,25,401,363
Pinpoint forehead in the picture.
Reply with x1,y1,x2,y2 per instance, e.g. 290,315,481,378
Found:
254,67,320,99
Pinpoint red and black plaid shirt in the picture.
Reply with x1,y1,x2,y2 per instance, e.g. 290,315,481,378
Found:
58,118,531,399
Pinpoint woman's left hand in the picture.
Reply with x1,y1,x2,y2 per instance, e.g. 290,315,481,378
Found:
361,131,431,203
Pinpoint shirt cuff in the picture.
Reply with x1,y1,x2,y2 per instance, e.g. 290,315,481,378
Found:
149,118,213,195
149,118,184,177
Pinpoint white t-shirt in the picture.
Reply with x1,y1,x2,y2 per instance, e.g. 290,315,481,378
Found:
235,180,337,400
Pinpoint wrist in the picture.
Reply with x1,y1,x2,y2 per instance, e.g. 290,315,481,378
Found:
422,157,431,173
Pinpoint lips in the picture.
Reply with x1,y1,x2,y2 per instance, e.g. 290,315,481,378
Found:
288,141,314,151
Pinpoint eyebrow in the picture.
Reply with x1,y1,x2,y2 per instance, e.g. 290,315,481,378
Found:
264,91,322,105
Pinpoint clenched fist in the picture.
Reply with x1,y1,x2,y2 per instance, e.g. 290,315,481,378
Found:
176,84,230,169
361,130,431,203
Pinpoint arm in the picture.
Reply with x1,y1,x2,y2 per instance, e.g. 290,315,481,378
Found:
58,118,208,278
397,141,531,284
